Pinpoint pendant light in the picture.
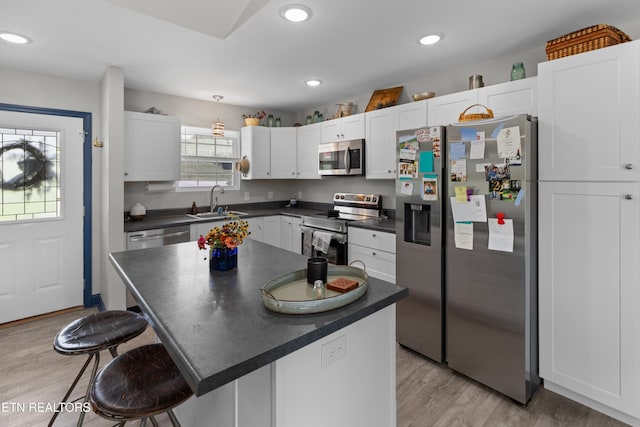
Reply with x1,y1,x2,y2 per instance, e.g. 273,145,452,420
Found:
212,95,225,138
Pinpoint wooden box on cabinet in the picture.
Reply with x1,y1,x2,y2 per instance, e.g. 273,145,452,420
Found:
124,111,181,181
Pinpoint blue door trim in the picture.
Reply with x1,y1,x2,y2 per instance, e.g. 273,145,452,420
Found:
0,103,100,308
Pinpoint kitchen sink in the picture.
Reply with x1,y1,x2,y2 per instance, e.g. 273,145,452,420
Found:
186,210,248,220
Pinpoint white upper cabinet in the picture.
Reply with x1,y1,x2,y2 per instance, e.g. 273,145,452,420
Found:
270,128,297,179
478,77,537,116
538,40,640,181
365,108,396,179
124,111,181,181
427,90,479,127
241,126,271,179
296,123,322,179
321,113,365,143
394,99,428,130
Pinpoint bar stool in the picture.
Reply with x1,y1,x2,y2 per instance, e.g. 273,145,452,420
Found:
49,310,148,426
89,343,193,426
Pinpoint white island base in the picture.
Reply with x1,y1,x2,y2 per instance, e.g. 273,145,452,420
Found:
174,305,397,427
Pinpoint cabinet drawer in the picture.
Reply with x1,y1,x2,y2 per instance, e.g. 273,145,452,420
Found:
348,244,395,283
348,228,395,253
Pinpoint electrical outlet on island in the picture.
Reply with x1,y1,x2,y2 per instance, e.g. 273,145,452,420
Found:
268,191,273,200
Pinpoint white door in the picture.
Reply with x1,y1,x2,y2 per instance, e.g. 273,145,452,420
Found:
0,111,84,323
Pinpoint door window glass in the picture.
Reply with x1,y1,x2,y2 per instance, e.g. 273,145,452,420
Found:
0,127,60,222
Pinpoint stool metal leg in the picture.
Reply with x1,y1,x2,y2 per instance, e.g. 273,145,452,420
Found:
149,417,160,427
167,409,182,427
48,352,97,427
75,351,100,426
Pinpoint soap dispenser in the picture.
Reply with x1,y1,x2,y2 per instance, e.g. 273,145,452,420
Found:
190,202,198,215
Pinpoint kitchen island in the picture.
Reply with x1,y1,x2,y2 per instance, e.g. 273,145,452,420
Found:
109,238,407,427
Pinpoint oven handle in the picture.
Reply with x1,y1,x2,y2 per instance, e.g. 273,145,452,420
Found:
301,226,347,243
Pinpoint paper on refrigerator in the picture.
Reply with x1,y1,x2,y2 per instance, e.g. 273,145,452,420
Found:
454,222,474,250
488,218,514,252
449,195,487,222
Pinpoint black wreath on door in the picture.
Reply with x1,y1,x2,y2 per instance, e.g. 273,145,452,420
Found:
0,139,53,190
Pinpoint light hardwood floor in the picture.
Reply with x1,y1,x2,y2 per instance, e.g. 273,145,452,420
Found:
0,308,630,427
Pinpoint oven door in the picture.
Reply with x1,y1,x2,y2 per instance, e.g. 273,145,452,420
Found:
318,140,364,176
301,226,348,265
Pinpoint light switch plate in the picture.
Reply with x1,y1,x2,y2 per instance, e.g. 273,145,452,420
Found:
268,191,273,200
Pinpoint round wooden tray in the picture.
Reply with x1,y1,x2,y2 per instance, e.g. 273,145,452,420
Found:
260,265,368,314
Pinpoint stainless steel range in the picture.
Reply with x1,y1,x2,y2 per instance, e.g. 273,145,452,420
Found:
301,193,381,264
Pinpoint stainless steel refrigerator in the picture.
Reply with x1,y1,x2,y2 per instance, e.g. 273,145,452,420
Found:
395,126,446,362
445,114,539,404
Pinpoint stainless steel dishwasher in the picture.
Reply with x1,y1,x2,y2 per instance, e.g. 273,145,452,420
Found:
125,225,191,308
126,225,191,250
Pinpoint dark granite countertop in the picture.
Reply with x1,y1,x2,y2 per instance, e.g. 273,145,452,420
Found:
109,239,407,397
348,217,396,233
124,202,396,234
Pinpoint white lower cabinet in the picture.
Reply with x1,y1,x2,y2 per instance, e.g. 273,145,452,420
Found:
280,216,302,254
348,227,396,283
261,216,281,248
245,217,264,242
190,220,224,241
539,181,640,421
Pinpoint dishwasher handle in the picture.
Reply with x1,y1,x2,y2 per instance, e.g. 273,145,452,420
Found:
128,230,190,242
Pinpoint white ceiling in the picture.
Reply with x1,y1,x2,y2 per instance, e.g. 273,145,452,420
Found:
2,0,640,112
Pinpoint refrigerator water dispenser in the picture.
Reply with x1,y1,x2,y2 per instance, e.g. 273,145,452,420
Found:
404,203,430,246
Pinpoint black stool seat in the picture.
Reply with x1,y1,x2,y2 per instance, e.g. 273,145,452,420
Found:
90,343,193,422
54,310,148,355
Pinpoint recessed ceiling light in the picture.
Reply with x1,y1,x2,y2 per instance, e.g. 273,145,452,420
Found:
305,79,322,87
419,34,442,46
281,5,312,23
0,32,30,44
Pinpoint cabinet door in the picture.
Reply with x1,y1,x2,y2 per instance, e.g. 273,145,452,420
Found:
270,128,297,179
539,181,640,416
291,216,302,254
538,41,640,181
365,109,396,179
280,216,301,253
321,120,342,143
395,100,427,130
296,124,321,179
240,126,271,179
262,216,281,248
427,90,479,127
280,216,294,252
341,114,365,140
124,112,181,181
245,217,263,242
478,77,537,116
321,114,365,143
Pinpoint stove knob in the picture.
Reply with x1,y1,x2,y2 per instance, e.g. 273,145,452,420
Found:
365,196,371,202
340,195,345,199
372,197,377,202
335,194,340,199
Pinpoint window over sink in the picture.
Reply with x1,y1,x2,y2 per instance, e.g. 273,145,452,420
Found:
176,126,240,191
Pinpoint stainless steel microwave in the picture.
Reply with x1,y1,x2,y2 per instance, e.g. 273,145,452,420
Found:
318,139,364,176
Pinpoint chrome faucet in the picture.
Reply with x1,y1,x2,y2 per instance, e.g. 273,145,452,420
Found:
210,185,225,212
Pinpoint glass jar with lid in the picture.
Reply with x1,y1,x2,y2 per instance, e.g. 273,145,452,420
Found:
511,62,525,81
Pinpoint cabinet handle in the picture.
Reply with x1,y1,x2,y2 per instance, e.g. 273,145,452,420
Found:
372,233,377,238
267,172,270,175
624,194,633,200
372,252,377,256
292,172,295,175
336,134,340,138
124,172,128,176
625,163,634,170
